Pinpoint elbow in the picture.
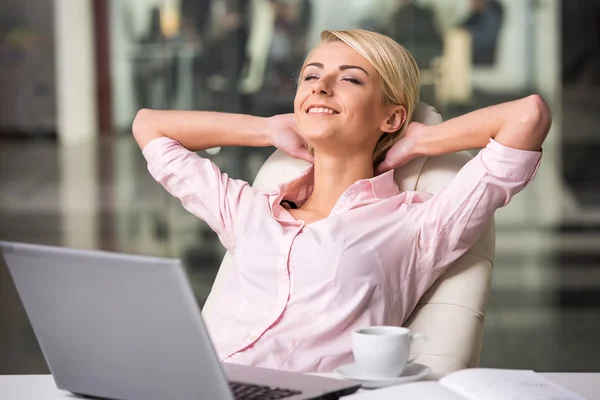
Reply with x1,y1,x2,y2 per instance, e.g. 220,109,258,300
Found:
132,108,153,138
522,95,552,145
132,108,161,149
527,94,552,128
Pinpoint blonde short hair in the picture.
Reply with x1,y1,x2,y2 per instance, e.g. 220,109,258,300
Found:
302,29,421,165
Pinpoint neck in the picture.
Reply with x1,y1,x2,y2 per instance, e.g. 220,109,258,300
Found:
302,151,374,214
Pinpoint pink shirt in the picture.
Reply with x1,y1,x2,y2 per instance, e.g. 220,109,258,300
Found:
143,137,541,373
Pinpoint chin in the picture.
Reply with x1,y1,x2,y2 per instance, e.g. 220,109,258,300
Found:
300,126,337,144
299,118,339,136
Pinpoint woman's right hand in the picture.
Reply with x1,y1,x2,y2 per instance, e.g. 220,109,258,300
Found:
266,114,314,163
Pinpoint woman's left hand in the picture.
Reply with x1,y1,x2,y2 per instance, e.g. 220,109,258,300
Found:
375,122,426,174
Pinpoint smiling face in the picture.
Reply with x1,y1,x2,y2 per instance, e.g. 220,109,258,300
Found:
294,41,400,158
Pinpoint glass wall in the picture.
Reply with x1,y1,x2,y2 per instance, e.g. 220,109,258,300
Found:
109,0,560,126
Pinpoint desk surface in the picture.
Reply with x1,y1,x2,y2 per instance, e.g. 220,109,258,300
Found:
1,373,599,399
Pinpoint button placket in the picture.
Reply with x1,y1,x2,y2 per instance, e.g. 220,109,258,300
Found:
263,232,300,334
226,232,298,359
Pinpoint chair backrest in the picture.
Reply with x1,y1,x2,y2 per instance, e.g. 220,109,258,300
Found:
202,103,495,376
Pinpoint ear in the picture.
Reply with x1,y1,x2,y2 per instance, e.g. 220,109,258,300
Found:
379,105,407,134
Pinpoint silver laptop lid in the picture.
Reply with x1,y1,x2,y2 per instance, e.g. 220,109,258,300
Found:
0,241,233,400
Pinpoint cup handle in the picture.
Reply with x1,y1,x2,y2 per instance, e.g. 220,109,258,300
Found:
407,333,429,364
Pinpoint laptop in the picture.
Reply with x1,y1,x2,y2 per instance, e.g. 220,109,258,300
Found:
0,241,360,400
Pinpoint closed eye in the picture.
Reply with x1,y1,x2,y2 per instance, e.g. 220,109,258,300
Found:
303,74,362,85
343,77,362,85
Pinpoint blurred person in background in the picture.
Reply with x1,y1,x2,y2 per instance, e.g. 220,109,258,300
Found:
562,0,600,98
385,0,443,71
384,0,503,68
461,0,503,65
194,0,251,97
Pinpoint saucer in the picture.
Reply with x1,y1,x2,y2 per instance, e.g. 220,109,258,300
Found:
334,362,431,389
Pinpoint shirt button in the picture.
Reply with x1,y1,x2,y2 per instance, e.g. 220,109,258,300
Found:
248,335,258,342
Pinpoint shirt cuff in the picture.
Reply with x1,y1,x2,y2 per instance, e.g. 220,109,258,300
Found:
141,137,179,164
482,138,542,184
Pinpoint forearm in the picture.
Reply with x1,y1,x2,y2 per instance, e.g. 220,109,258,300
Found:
132,109,271,150
415,95,552,156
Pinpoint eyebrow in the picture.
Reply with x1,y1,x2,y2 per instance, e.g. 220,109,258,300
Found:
305,62,370,76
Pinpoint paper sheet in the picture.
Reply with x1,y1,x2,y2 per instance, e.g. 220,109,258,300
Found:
440,369,588,400
345,381,467,400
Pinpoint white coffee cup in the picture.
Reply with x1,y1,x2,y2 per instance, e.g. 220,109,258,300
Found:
352,326,428,378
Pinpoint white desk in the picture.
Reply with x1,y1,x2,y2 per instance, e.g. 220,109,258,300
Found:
1,373,599,399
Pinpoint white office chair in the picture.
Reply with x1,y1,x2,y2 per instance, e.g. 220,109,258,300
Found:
203,103,495,376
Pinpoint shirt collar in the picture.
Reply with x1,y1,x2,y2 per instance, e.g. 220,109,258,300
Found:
367,169,400,199
274,166,399,207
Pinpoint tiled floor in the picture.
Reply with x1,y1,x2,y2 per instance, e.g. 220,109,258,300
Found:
1,127,600,374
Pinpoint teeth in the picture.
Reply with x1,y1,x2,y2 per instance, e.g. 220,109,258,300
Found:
308,107,336,114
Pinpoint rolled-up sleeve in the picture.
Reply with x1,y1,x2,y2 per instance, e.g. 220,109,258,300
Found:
410,139,542,270
142,137,255,251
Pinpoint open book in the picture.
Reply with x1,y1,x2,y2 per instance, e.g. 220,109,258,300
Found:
346,369,587,400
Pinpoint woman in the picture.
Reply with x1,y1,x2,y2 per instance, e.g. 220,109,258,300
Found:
133,29,551,373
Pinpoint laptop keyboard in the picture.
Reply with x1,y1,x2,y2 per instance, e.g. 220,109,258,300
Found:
229,381,302,400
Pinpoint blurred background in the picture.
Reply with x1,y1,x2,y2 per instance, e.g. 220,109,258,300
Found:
1,0,600,375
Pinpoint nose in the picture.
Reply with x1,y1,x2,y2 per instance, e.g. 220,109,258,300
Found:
311,78,333,96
